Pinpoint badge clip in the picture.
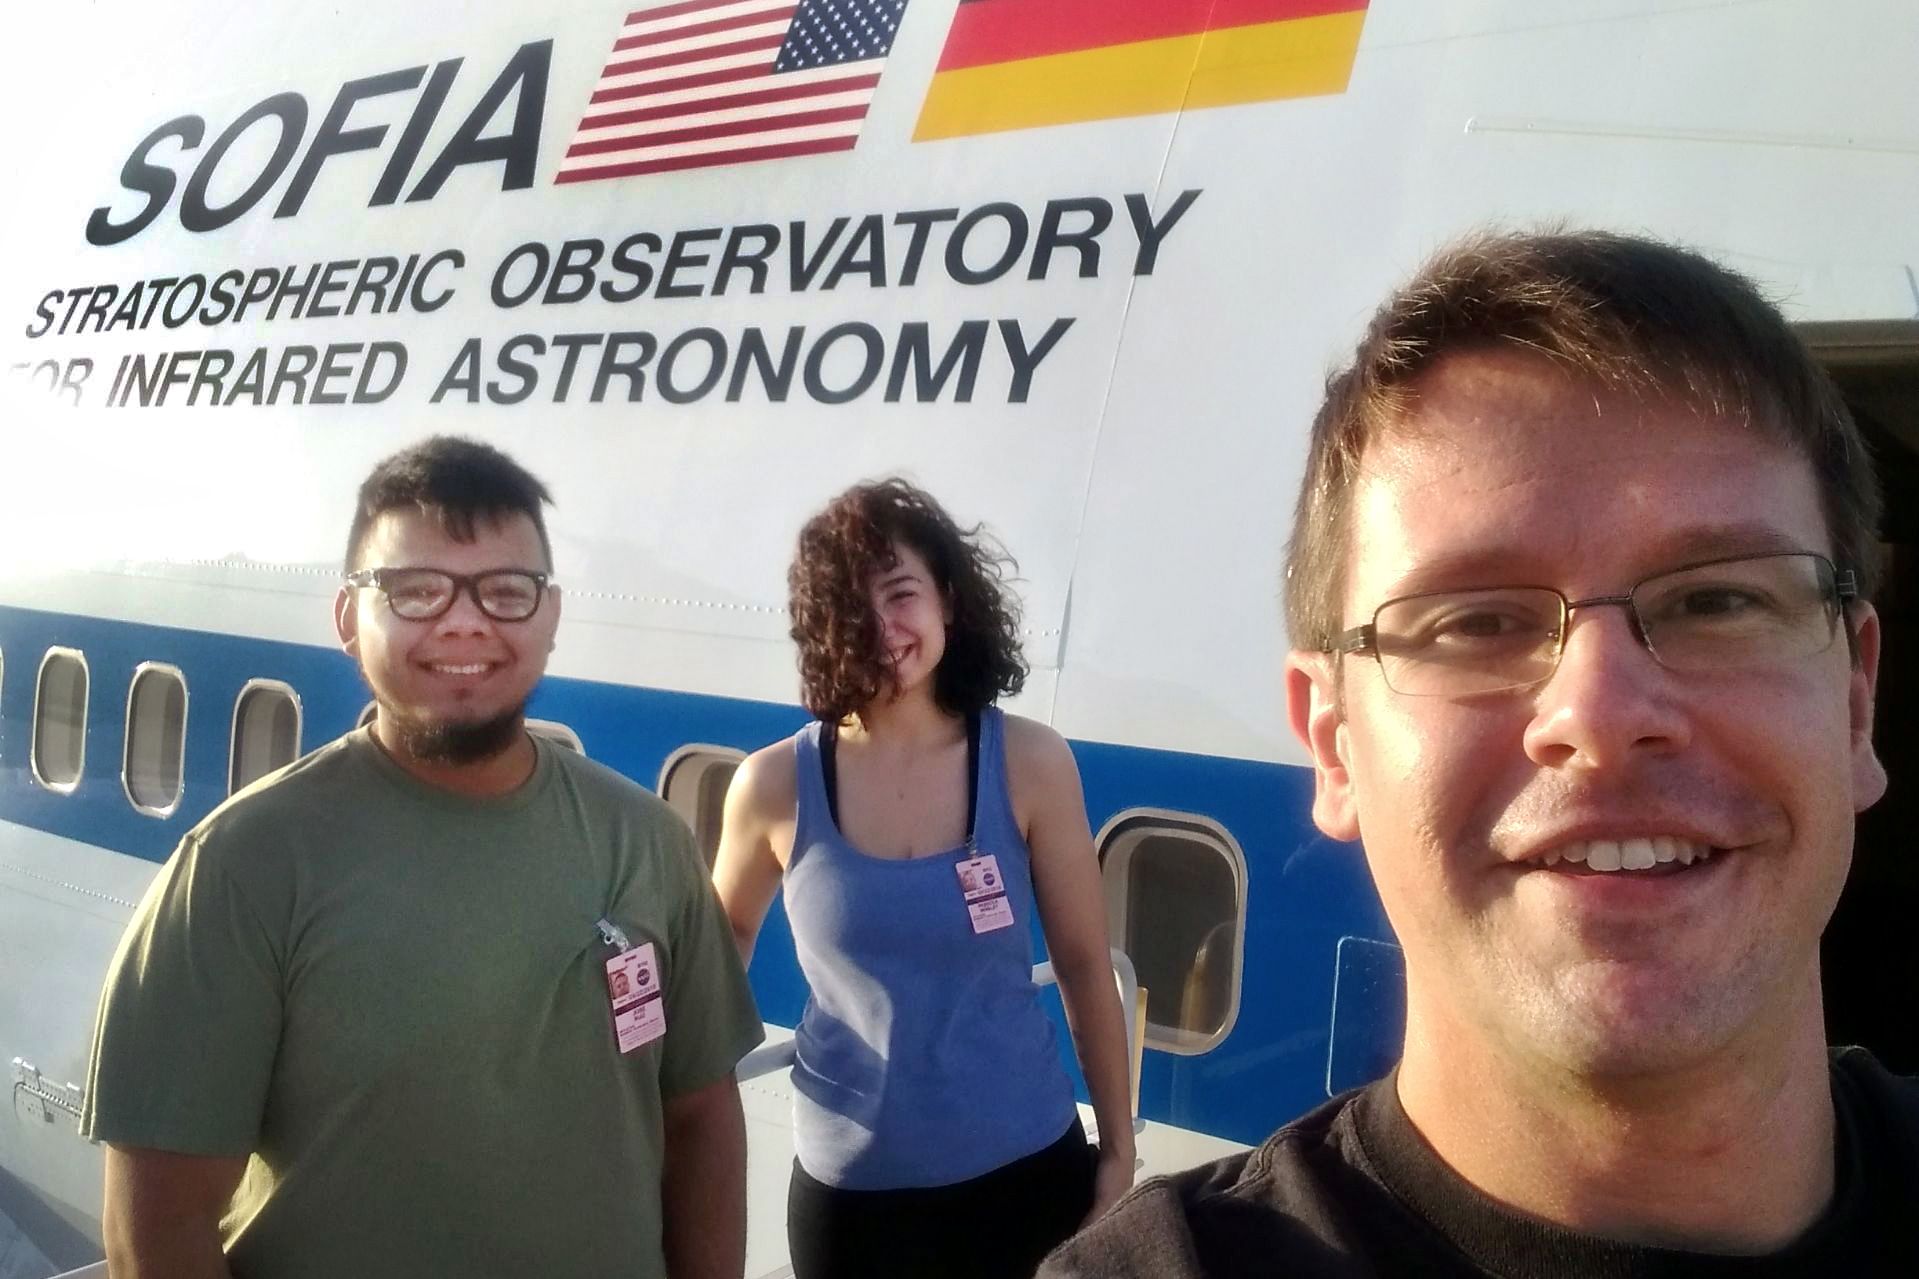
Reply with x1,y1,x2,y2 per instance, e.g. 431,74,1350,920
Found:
595,917,632,952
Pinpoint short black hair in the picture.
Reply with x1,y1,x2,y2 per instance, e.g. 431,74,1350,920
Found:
345,436,555,570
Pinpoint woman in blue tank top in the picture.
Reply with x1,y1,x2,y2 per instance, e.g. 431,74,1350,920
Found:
714,479,1137,1278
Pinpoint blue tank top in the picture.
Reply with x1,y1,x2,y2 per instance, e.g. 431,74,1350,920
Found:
782,707,1079,1189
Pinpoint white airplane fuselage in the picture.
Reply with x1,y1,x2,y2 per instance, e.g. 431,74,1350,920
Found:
4,1,1917,1272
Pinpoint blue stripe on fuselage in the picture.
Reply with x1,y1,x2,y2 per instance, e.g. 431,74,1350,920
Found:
0,604,1398,1143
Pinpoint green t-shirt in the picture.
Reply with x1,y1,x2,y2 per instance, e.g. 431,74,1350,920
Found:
82,727,764,1279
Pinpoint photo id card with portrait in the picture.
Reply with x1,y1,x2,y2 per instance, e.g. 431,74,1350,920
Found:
956,853,1014,934
605,941,666,1053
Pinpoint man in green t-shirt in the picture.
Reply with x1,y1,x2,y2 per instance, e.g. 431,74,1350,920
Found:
83,436,765,1279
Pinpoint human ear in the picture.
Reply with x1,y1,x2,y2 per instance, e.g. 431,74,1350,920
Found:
1847,602,1887,811
1287,651,1360,841
335,587,360,657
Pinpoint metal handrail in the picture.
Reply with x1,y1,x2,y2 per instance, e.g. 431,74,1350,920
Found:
738,947,1144,1135
736,1035,799,1082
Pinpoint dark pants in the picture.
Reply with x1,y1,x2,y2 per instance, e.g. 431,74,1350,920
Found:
787,1122,1098,1279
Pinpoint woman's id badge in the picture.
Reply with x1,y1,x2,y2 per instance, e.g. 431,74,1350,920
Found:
605,941,667,1053
956,854,1014,934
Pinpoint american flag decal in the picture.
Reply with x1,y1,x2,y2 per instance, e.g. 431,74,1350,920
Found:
556,0,910,183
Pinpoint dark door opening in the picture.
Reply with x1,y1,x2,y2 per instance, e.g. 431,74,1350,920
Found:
1811,322,1919,1074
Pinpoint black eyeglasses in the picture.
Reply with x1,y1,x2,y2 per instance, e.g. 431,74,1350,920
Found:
1332,552,1855,697
344,567,553,622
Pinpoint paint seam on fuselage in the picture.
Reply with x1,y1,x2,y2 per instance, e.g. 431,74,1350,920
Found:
0,859,140,910
96,560,1068,635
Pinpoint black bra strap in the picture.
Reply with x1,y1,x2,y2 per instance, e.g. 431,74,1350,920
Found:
821,712,982,843
822,720,840,830
965,711,981,842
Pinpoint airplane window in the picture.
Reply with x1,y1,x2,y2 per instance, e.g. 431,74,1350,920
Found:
31,648,89,793
357,701,378,730
230,681,302,794
1099,810,1246,1055
659,746,744,868
527,719,585,754
125,663,188,815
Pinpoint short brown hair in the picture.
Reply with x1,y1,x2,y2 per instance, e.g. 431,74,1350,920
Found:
788,479,1027,721
1284,229,1880,652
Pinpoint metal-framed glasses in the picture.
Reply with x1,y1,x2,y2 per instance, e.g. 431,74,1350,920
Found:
1333,551,1856,697
344,567,552,622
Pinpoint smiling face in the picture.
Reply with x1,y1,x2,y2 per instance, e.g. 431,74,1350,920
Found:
868,540,950,703
1289,349,1884,1079
336,508,559,765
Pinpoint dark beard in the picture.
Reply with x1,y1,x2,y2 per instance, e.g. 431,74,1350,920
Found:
382,707,526,765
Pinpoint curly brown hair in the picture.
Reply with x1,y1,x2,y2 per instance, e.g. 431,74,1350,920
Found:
789,479,1028,721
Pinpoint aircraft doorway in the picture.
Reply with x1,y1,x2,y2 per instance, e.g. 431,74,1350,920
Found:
1810,322,1919,1074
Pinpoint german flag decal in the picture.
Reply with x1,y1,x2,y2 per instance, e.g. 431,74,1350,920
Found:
914,0,1368,141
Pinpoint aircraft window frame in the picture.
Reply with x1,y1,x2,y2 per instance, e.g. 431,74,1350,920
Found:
123,662,189,818
658,744,745,869
356,701,378,730
527,718,585,753
228,679,303,795
1097,807,1248,1056
31,647,90,794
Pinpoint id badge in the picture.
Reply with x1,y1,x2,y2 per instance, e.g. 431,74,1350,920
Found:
956,853,1014,934
605,941,667,1053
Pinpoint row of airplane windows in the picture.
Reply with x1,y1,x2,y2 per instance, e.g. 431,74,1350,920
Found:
6,643,1249,1056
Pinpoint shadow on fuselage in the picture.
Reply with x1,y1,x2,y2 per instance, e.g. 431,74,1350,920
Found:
0,1163,99,1276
